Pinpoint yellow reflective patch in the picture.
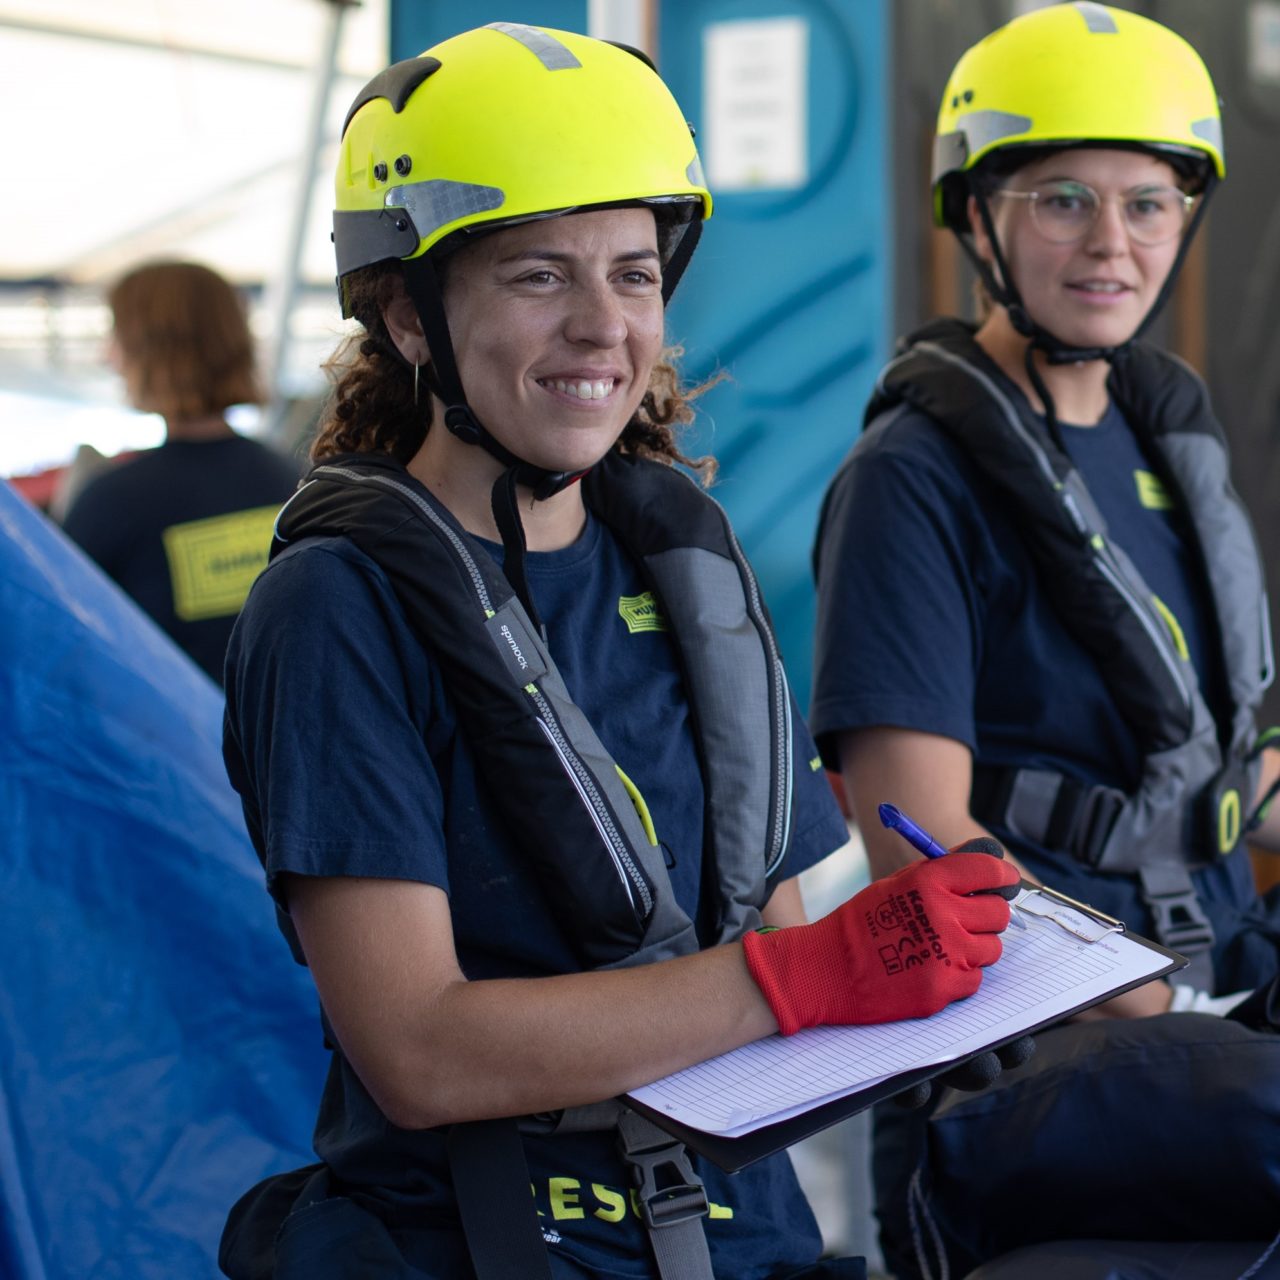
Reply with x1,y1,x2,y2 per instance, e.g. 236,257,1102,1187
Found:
1135,470,1174,511
809,755,822,773
1151,594,1190,661
162,505,279,621
618,590,667,633
1219,788,1242,854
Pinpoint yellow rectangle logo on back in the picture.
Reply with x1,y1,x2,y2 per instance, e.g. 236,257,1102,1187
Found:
162,505,280,621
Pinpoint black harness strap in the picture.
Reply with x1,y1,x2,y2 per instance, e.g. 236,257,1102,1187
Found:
447,1119,554,1280
490,464,545,638
448,1108,715,1280
970,763,1124,866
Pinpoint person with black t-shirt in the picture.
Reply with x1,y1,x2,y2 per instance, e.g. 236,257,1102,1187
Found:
62,261,299,683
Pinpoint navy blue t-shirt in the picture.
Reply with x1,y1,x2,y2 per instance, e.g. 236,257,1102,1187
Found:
810,390,1265,985
224,510,847,1279
62,435,301,684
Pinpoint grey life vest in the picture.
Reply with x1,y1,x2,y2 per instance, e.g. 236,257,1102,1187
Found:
271,448,795,971
866,319,1273,971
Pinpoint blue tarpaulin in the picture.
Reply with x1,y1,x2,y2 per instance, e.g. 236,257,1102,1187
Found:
0,481,326,1279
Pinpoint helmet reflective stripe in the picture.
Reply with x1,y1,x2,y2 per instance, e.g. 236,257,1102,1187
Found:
1192,117,1224,155
1076,2,1119,34
391,180,506,245
938,109,1034,170
332,181,506,281
486,21,581,70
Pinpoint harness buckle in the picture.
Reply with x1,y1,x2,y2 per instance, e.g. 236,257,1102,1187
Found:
623,1134,709,1230
1143,881,1216,954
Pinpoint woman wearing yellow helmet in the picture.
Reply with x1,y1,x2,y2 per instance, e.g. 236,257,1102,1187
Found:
217,23,1020,1280
812,4,1280,1276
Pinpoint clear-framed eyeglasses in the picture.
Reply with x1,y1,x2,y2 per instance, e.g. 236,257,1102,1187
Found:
991,180,1196,247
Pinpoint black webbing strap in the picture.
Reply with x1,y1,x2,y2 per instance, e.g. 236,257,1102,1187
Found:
490,466,545,639
447,1119,554,1280
970,763,1123,866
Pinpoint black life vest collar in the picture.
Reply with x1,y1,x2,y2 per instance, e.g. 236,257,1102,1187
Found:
868,318,1269,762
271,449,796,970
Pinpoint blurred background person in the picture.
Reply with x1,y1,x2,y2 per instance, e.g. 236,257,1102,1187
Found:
61,260,301,684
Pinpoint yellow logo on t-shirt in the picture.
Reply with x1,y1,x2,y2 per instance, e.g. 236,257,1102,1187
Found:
618,591,668,634
1135,470,1174,511
162,505,280,621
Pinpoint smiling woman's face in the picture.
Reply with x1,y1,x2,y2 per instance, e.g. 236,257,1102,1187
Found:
975,147,1184,350
439,206,665,477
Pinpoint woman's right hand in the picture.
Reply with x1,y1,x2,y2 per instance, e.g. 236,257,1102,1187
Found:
742,853,1019,1035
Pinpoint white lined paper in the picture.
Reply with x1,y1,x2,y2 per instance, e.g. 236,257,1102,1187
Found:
628,900,1171,1137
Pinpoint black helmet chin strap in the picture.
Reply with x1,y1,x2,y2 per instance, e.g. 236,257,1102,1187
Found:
401,254,584,636
959,173,1219,446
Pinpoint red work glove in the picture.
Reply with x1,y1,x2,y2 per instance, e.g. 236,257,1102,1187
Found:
743,853,1019,1035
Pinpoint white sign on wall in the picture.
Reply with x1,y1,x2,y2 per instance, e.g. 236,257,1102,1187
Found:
1249,1,1280,84
703,17,809,193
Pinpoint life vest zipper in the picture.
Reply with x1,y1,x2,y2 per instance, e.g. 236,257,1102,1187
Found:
528,685,653,919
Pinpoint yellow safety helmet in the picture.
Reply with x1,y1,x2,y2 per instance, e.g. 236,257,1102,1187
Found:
932,2,1223,231
334,22,712,310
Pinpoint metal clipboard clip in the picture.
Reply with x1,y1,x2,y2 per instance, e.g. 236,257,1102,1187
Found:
1011,884,1126,944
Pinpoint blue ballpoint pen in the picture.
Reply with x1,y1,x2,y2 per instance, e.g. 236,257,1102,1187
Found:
878,802,1026,923
878,803,951,859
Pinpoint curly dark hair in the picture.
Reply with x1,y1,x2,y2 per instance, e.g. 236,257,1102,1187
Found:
311,258,718,483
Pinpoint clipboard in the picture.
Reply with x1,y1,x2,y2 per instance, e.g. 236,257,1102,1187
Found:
625,885,1186,1173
